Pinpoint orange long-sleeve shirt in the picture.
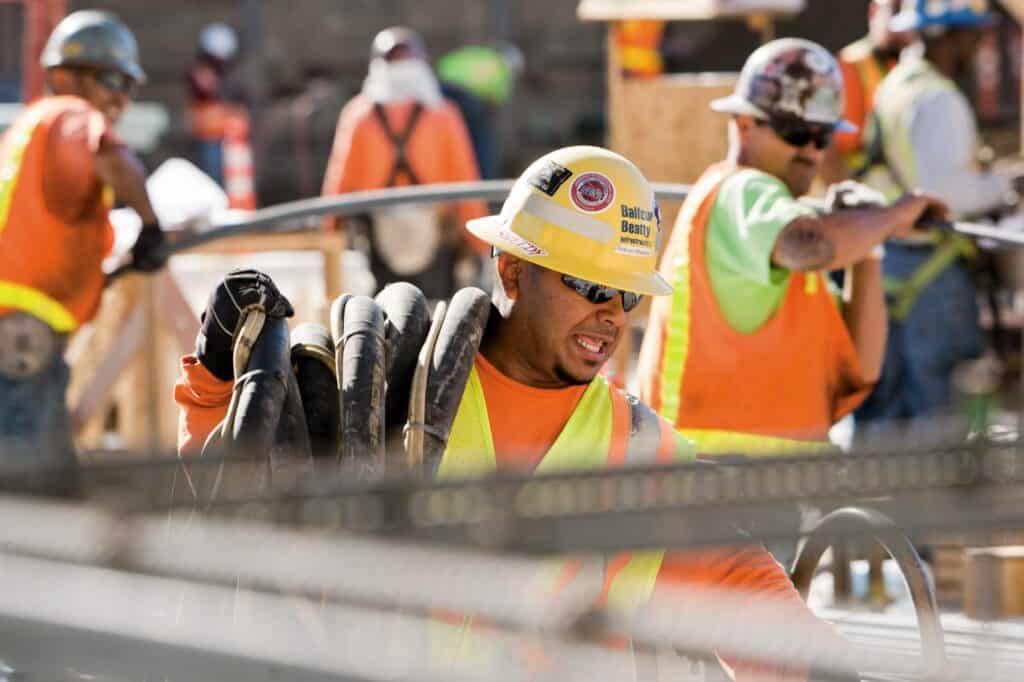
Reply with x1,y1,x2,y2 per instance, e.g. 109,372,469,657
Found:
174,356,845,680
320,95,487,251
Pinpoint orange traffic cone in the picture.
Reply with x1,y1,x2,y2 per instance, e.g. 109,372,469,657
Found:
223,111,256,210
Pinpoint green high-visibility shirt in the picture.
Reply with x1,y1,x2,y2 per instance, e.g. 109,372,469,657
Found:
705,169,819,334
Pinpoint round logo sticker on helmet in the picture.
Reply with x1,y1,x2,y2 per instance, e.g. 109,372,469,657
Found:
570,172,615,213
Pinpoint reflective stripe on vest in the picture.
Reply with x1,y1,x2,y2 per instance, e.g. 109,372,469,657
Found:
0,106,79,332
0,282,78,332
681,429,836,456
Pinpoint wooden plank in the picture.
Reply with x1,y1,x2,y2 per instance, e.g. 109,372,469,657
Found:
965,546,1024,619
578,0,803,21
181,230,345,256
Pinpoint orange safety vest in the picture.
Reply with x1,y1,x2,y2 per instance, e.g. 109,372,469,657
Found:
636,163,869,454
0,96,114,332
837,38,892,171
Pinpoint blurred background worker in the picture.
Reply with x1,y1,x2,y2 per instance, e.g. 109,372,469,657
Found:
637,38,947,458
321,26,487,300
176,146,858,682
185,22,244,187
822,0,912,183
437,42,524,180
855,0,1016,439
0,10,165,496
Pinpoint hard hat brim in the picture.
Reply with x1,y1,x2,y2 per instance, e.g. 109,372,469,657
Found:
890,10,994,33
712,94,856,133
710,94,765,119
467,215,673,297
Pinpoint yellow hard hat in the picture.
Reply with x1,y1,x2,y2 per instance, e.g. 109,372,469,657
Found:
467,146,671,296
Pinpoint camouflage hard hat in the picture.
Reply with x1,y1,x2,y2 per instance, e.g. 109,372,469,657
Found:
40,10,146,84
711,38,854,132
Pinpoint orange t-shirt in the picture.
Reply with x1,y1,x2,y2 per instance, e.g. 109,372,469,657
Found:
475,353,587,472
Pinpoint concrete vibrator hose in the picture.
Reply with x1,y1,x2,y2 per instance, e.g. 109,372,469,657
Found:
290,323,340,459
422,287,491,475
331,294,388,476
374,283,432,444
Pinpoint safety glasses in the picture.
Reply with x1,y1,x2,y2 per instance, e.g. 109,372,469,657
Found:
757,117,835,150
91,70,138,97
561,274,644,312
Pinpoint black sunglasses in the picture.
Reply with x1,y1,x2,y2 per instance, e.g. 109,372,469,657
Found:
561,274,643,312
756,117,835,150
90,70,138,96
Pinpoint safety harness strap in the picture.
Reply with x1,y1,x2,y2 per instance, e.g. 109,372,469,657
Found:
374,102,424,187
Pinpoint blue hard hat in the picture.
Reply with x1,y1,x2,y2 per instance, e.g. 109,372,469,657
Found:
890,0,993,33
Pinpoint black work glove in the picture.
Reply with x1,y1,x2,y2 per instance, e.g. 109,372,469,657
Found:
196,269,295,381
131,224,167,272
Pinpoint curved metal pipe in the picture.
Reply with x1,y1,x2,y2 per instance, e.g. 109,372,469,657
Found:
790,506,946,675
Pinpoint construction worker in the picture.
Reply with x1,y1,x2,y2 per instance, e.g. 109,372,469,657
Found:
0,10,165,495
636,38,948,456
186,22,242,186
438,43,524,180
821,0,912,183
176,146,856,681
855,0,1013,437
321,27,487,300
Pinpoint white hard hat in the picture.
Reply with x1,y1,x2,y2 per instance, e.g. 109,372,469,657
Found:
199,22,238,62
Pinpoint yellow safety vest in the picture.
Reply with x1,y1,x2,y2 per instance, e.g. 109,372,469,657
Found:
0,105,81,333
434,364,692,672
865,57,978,320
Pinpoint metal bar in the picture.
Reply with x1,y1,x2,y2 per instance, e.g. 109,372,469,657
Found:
105,181,694,281
0,497,1004,682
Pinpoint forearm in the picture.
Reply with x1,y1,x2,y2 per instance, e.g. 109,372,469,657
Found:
842,258,886,383
94,141,158,225
775,202,919,272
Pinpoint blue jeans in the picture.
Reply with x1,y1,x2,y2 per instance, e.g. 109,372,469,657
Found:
855,243,984,433
0,354,79,497
197,139,225,187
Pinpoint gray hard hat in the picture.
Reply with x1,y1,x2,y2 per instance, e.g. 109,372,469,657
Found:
711,38,854,132
371,27,427,62
40,10,146,84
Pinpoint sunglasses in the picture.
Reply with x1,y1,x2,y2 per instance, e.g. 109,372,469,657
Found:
756,117,835,150
561,274,643,312
90,70,138,97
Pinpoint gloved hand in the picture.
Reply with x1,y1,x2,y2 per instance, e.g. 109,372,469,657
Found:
196,269,295,381
824,180,888,213
130,224,167,272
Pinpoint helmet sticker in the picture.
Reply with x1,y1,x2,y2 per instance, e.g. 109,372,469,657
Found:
527,159,573,197
497,229,548,257
617,203,656,257
570,172,615,213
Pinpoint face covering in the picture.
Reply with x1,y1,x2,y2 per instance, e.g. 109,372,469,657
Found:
362,57,443,108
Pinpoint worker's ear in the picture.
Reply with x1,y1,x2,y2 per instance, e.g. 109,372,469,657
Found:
45,68,77,95
496,253,523,304
734,114,756,134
